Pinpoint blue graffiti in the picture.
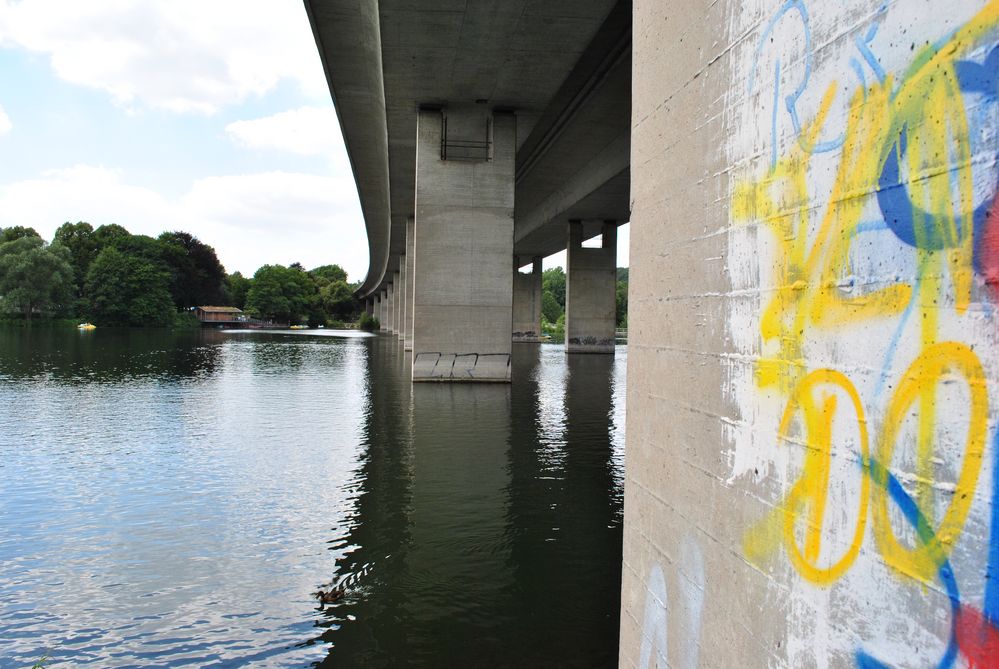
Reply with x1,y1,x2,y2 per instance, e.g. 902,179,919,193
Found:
749,1,891,170
986,429,999,625
876,44,999,275
855,460,961,668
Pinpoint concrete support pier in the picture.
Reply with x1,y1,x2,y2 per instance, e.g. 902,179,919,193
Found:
565,220,616,354
404,218,415,351
392,271,401,335
386,283,396,334
512,256,543,342
398,257,408,345
411,107,515,382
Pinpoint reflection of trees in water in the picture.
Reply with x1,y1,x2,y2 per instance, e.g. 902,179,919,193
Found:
314,342,623,668
0,328,224,384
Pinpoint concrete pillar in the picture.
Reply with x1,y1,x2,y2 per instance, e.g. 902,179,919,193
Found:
404,217,415,351
365,299,373,316
380,291,388,331
411,107,515,382
566,220,616,354
386,283,395,333
392,270,402,336
398,257,407,344
512,255,543,342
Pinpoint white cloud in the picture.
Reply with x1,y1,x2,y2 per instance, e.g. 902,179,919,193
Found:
0,104,10,136
0,0,328,113
0,165,370,282
226,106,345,158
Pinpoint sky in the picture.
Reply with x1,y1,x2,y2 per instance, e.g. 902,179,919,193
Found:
0,0,627,285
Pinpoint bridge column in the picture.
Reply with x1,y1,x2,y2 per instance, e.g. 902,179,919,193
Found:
412,107,515,382
365,299,373,316
566,220,616,354
512,255,543,342
387,283,396,333
398,256,407,343
379,290,388,331
404,217,415,351
393,268,402,336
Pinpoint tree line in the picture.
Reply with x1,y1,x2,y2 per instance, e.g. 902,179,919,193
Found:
0,223,361,326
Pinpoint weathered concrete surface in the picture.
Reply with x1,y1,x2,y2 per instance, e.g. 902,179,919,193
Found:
404,217,415,351
387,282,396,334
391,270,401,335
566,220,616,354
398,257,407,344
412,108,515,383
512,256,543,342
621,1,999,667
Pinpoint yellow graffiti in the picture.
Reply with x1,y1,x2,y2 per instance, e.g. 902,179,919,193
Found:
872,342,988,582
739,2,999,587
744,369,870,585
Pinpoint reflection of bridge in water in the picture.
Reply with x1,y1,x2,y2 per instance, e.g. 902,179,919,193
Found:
312,338,626,666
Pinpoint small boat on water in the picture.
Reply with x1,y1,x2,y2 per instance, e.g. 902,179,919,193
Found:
289,324,309,330
77,323,96,330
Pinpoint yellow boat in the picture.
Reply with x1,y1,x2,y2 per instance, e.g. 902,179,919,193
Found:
289,324,309,330
77,323,97,330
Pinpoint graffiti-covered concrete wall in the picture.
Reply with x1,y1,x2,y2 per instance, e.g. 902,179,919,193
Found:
622,0,999,666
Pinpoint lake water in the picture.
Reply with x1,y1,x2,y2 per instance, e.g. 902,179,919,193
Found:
0,328,625,667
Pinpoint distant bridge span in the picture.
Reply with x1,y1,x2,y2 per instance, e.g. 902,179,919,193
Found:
306,0,631,379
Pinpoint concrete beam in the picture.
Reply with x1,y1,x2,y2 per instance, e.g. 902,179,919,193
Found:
566,220,616,353
412,107,514,382
512,256,543,342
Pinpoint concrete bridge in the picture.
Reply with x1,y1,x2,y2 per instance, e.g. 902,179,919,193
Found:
307,0,999,667
306,0,630,382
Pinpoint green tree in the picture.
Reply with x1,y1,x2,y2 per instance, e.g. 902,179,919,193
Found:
245,264,317,323
320,279,357,321
158,231,227,308
85,247,175,326
542,290,562,323
616,280,628,328
53,221,98,295
0,236,74,321
225,271,251,310
310,264,349,287
542,267,566,309
0,226,42,244
92,223,131,250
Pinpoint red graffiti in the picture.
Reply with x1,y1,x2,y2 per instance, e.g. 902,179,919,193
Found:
979,198,999,300
956,606,999,668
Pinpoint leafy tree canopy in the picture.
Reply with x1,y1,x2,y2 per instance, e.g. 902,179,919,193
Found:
92,223,131,250
225,271,251,310
158,231,226,308
85,246,174,327
0,226,42,244
542,267,566,308
310,264,348,287
53,221,98,294
245,264,317,324
542,290,562,324
0,235,74,320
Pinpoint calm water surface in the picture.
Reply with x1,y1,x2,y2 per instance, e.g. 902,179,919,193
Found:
0,328,625,667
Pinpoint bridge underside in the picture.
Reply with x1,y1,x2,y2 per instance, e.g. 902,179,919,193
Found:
307,0,630,380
